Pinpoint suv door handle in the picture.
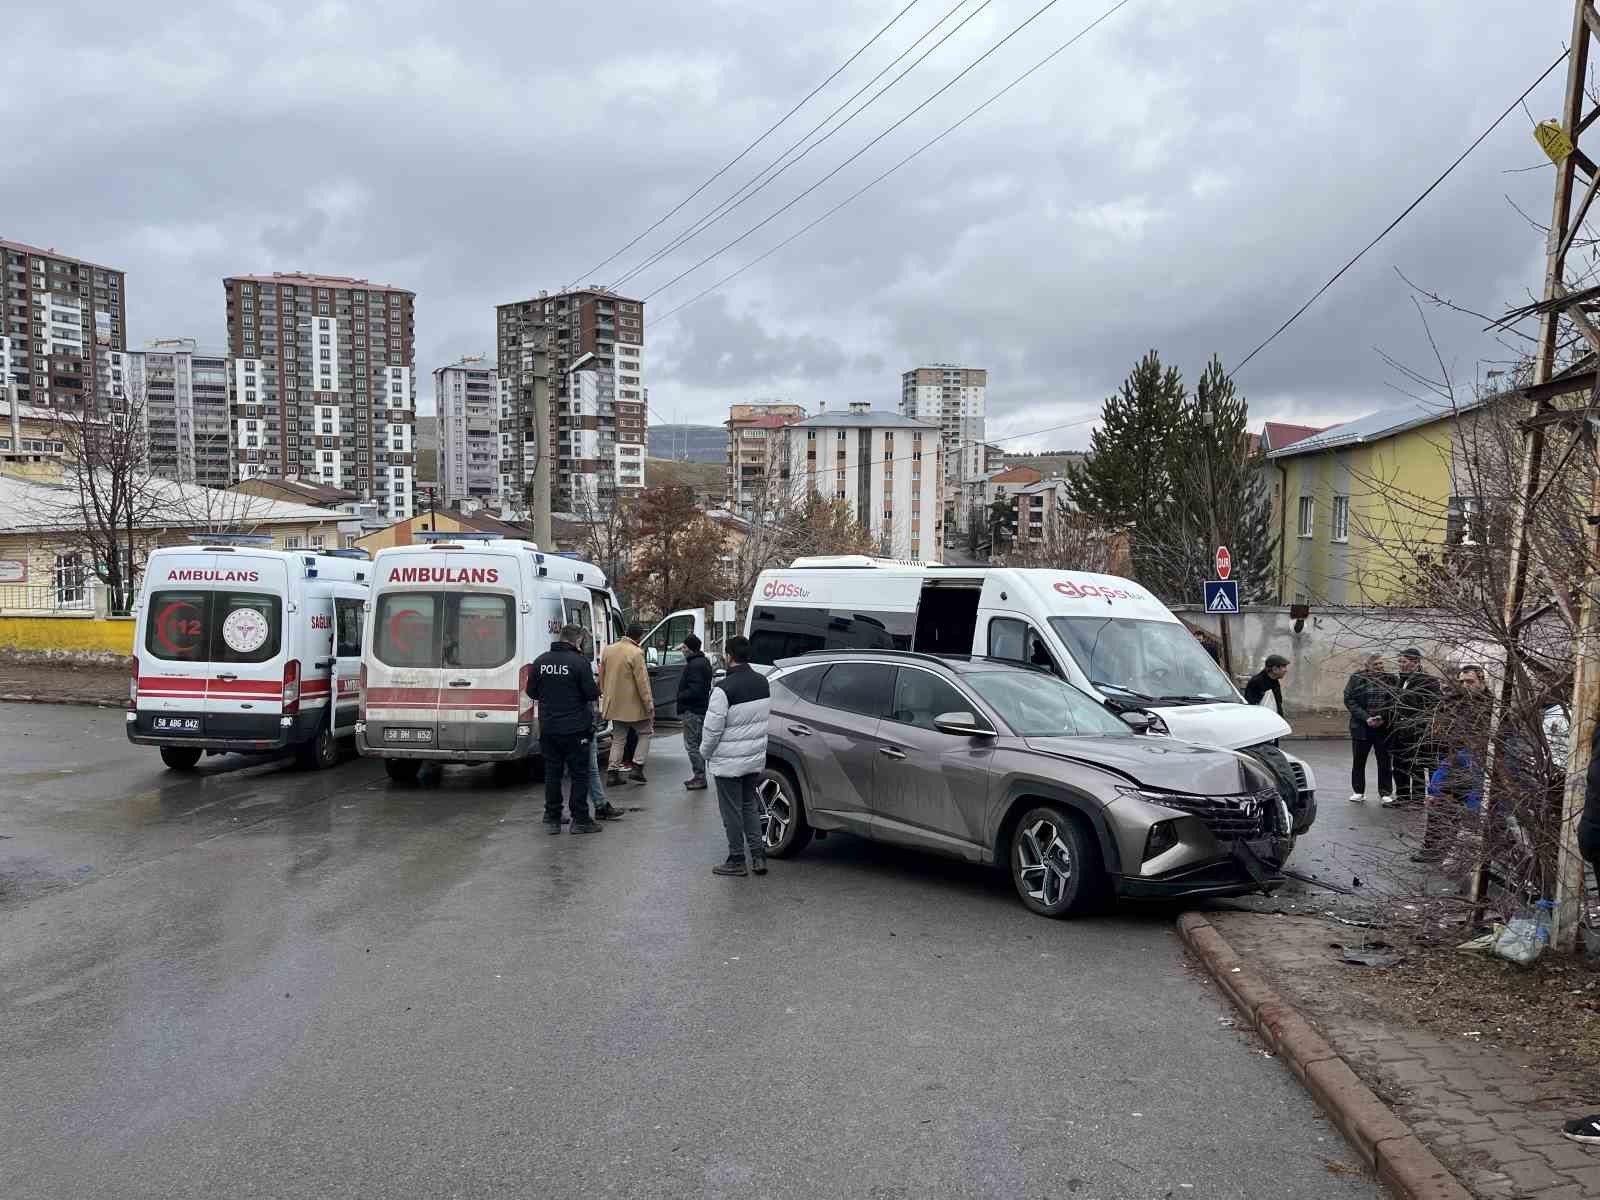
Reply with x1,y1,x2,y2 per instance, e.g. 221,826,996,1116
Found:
448,679,473,687
215,672,238,682
878,746,907,760
787,723,812,737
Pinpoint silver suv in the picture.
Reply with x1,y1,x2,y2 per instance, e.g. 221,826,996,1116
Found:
756,652,1295,917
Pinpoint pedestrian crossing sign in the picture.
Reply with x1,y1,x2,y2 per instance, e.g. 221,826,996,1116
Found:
1204,580,1239,613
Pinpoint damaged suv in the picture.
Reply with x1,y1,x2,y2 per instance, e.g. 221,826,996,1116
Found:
758,651,1294,917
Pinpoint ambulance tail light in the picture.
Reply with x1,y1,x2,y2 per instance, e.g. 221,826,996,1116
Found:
358,662,367,720
128,665,139,711
282,659,301,715
519,664,534,719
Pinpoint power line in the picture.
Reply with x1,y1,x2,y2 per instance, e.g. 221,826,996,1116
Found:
654,0,1137,323
642,0,1075,303
1226,47,1572,380
560,0,926,290
608,0,985,292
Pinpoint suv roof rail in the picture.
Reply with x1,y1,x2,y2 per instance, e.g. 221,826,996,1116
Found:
789,648,964,669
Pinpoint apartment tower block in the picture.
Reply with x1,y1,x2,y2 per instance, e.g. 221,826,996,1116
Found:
224,272,417,518
900,364,986,497
1,238,127,413
434,355,499,506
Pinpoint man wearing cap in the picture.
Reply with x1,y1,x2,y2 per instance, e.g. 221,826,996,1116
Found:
676,632,714,791
1387,647,1442,809
1243,654,1291,715
600,622,654,786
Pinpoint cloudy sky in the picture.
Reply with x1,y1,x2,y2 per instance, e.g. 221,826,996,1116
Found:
2,0,1570,447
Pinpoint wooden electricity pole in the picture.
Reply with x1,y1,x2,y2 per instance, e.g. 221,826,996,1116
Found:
1478,0,1597,949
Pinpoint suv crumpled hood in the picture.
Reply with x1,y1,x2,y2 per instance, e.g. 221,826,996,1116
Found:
1023,735,1256,794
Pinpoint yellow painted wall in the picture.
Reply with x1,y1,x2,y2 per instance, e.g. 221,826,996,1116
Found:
0,615,134,654
1275,421,1457,605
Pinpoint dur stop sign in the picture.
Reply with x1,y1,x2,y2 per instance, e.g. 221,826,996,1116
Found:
1215,546,1231,580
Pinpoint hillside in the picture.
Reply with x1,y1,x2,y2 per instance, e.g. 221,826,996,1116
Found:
649,424,725,462
996,451,1087,479
646,457,725,497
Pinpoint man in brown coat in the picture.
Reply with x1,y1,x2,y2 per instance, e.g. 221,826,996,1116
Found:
600,622,654,785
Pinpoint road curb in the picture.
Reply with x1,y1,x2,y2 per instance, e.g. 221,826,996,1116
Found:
1177,912,1470,1200
0,693,120,708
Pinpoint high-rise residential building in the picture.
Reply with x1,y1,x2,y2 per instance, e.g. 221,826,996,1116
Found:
497,286,645,512
899,364,987,509
494,300,550,517
0,238,127,413
726,401,806,515
223,272,417,519
119,339,232,487
434,355,499,506
780,403,943,560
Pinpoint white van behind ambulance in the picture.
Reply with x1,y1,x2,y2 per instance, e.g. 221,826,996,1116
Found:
747,557,1318,835
129,537,371,771
357,535,624,782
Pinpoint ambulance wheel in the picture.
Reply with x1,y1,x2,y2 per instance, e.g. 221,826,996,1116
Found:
384,759,421,784
160,746,201,771
296,718,339,771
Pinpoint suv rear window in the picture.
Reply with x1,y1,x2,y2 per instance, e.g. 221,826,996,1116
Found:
145,590,283,664
374,592,515,669
816,662,894,718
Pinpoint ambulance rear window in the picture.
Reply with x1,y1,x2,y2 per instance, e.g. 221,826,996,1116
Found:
447,595,514,669
146,590,210,662
144,591,282,664
375,593,440,669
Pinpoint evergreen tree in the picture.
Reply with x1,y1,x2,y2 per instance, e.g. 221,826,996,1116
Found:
1143,357,1278,604
1065,349,1185,576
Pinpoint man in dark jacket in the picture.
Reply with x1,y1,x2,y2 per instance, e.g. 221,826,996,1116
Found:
1243,654,1290,715
527,624,602,836
677,633,714,791
1344,653,1394,804
1414,665,1491,862
1387,647,1443,809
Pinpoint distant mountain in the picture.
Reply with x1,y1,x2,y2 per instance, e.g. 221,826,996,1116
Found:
648,424,725,462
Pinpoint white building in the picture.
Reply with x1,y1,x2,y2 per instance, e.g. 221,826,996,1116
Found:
781,403,943,560
614,442,645,493
121,339,232,488
433,355,499,506
900,364,987,510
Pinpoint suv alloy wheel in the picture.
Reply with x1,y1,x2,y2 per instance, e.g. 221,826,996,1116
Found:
757,766,814,857
1009,804,1103,917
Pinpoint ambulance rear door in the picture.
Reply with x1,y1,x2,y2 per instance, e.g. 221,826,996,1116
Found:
435,573,521,753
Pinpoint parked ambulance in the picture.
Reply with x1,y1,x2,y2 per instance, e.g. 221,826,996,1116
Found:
128,537,372,771
357,535,640,782
745,556,1318,834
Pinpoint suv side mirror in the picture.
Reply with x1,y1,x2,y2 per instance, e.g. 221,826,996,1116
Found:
933,710,992,737
1120,711,1154,733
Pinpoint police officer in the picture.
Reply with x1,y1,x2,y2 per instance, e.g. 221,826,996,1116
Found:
527,623,601,836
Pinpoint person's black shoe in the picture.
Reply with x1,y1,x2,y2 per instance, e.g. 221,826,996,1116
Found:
544,820,562,835
1563,1114,1600,1144
629,766,648,784
713,858,748,876
570,821,604,834
606,769,622,787
594,803,626,820
751,859,768,875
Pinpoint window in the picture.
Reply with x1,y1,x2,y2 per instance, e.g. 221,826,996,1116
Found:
966,670,1130,737
1297,495,1314,538
54,553,86,605
641,612,695,666
286,536,303,549
815,662,895,718
746,604,912,664
145,590,283,664
771,664,828,705
889,668,974,732
988,617,1059,674
1331,495,1350,543
448,594,515,668
1446,495,1484,546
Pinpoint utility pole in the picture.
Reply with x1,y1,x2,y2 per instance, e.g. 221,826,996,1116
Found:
1478,0,1597,949
1199,399,1234,677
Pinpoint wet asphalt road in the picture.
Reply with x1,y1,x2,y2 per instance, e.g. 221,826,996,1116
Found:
0,705,1382,1200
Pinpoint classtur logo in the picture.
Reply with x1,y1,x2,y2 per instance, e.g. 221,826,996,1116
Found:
167,569,260,582
387,566,501,584
1054,578,1144,602
761,579,810,599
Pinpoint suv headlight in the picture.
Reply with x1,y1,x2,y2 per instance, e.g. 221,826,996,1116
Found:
1144,712,1170,736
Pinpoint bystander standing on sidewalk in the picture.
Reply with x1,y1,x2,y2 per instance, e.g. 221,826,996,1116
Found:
600,622,654,786
700,635,771,878
1387,647,1443,809
1414,665,1490,863
1242,654,1290,715
579,631,626,821
677,633,713,791
1344,653,1394,805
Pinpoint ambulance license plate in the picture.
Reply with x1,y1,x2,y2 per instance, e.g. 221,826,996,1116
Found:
384,727,433,743
154,717,201,732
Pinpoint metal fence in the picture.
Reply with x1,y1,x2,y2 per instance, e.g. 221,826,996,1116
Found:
0,579,99,614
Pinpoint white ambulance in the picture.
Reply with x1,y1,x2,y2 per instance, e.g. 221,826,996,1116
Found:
746,557,1318,834
128,537,372,771
357,535,640,782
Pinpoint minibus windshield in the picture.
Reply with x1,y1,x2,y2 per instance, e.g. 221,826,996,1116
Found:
1049,615,1237,704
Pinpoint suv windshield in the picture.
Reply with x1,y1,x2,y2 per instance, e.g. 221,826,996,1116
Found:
966,670,1132,737
1049,615,1236,703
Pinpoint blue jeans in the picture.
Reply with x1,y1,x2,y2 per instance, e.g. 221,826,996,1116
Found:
589,732,606,809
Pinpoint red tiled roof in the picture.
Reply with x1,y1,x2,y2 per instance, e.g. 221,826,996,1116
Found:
1261,421,1327,450
989,466,1043,484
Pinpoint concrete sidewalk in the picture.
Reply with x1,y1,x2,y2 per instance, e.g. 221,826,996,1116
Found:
0,663,128,707
1187,911,1600,1199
